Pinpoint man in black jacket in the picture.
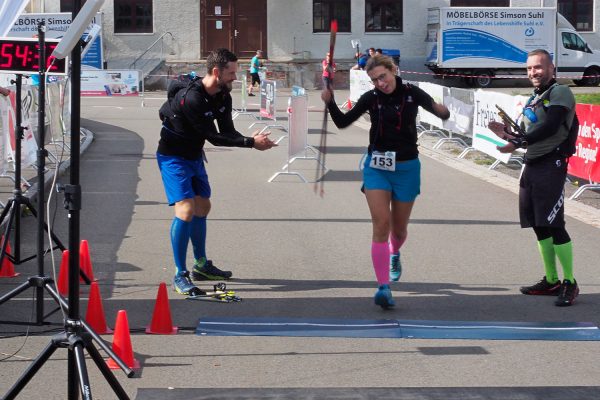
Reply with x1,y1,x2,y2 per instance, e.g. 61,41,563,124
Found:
158,48,275,296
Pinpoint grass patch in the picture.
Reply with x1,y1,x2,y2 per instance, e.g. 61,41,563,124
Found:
575,93,600,105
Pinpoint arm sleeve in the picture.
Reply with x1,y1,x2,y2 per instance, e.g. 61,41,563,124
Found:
411,85,437,115
186,95,254,148
524,105,570,145
326,92,371,129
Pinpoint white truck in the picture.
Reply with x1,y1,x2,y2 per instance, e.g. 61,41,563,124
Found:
425,7,600,88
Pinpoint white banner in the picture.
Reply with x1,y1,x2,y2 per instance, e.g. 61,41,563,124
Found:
418,82,446,129
472,90,528,163
0,86,37,168
443,95,473,134
81,70,141,96
349,69,373,103
8,12,104,69
288,94,308,157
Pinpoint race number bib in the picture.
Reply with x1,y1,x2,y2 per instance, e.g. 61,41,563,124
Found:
370,151,396,171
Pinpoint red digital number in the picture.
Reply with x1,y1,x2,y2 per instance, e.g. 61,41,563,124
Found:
0,43,14,68
47,44,58,71
14,44,29,67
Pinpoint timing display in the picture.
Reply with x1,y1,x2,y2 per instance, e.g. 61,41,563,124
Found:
0,37,67,75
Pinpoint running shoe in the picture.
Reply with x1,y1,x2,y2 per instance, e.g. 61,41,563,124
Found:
374,284,395,309
173,271,203,296
389,253,402,282
192,259,233,281
519,276,561,295
555,279,579,307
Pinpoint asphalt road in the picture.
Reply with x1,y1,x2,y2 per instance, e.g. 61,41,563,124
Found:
0,89,599,400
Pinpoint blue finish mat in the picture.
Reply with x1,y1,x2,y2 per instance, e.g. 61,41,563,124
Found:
197,317,402,338
196,317,600,341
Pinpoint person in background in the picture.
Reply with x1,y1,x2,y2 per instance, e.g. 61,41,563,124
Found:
488,49,579,307
248,50,264,96
351,52,369,70
321,52,336,88
0,87,10,96
375,48,383,55
321,55,450,309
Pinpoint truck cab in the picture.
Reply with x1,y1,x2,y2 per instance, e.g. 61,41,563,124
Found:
557,14,600,86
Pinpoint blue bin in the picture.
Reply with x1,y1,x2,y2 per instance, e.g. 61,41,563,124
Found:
381,49,400,66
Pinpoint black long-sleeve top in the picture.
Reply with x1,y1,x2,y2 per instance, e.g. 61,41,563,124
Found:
158,78,254,160
327,77,438,161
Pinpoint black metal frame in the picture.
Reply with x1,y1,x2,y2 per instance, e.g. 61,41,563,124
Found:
3,14,133,400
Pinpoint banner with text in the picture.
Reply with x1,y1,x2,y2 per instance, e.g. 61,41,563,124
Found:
472,90,528,164
568,104,600,182
81,70,141,96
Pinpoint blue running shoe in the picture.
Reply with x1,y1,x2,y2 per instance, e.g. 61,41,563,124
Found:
390,253,402,282
173,271,203,296
374,284,395,309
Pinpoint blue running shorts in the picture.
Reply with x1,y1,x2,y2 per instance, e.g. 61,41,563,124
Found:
362,155,420,202
157,153,211,205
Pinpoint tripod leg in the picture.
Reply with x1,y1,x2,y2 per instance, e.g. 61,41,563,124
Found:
0,279,33,305
2,339,59,400
22,198,66,251
86,341,131,400
71,342,92,400
45,284,134,377
0,200,17,268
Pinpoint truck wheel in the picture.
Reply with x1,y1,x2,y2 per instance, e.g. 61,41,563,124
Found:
475,72,493,88
581,67,600,86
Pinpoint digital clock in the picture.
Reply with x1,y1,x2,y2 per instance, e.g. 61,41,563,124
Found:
0,37,67,75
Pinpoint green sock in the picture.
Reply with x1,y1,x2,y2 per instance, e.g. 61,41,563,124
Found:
537,237,559,283
194,257,207,269
554,241,574,282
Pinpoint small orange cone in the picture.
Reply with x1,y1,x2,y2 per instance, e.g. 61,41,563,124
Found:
85,282,112,334
0,237,18,278
79,240,95,283
107,310,140,370
146,282,178,335
56,250,70,295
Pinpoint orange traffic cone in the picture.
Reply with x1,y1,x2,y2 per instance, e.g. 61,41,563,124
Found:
107,310,140,370
85,282,112,334
146,282,178,335
0,237,18,278
56,250,70,295
347,99,353,109
79,240,95,283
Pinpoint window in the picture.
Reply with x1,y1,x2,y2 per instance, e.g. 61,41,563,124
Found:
562,32,590,53
114,0,153,34
313,0,351,33
450,0,509,5
558,0,593,32
60,0,88,13
365,0,402,32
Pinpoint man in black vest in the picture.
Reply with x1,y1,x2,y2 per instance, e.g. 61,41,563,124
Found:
489,49,579,307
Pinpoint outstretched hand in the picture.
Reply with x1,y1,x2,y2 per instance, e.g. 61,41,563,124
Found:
488,121,517,153
488,121,517,140
252,130,277,151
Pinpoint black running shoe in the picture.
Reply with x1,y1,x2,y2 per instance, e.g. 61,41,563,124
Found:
192,260,233,281
555,279,579,307
519,276,561,295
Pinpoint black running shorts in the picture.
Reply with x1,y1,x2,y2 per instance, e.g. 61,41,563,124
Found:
519,156,568,228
